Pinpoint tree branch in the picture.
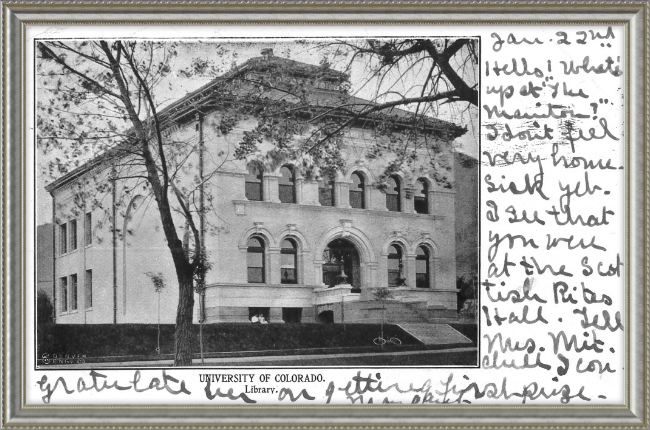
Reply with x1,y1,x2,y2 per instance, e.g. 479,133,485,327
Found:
38,43,122,100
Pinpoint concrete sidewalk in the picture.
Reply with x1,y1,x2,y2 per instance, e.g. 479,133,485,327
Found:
43,346,477,369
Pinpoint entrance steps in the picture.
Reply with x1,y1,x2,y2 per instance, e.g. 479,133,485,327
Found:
344,299,463,325
334,297,473,326
355,300,430,324
397,323,473,346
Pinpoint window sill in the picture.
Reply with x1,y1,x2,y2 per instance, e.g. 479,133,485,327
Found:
57,248,79,258
58,310,78,315
210,283,319,289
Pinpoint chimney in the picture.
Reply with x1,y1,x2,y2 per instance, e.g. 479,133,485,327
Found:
261,48,274,59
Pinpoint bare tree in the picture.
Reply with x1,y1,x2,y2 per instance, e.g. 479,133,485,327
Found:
39,41,216,366
328,38,478,106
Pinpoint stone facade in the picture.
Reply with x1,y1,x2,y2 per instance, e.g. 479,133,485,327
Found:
46,54,470,325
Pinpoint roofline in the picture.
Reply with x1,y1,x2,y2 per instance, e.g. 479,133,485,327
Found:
46,56,466,193
45,157,104,194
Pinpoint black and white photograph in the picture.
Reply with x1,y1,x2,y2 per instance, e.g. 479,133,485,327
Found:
35,38,479,368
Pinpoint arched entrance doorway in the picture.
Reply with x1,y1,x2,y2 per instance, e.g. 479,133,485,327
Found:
322,238,361,293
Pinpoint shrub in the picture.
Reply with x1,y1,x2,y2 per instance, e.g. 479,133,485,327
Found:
36,290,53,326
36,323,420,360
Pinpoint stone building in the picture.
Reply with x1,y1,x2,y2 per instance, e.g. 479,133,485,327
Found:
45,52,472,326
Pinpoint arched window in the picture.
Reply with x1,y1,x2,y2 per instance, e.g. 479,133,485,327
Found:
387,244,404,287
247,236,265,283
318,174,335,206
349,172,365,209
279,165,296,203
416,246,430,288
245,163,263,201
386,175,401,212
280,238,298,284
414,178,429,214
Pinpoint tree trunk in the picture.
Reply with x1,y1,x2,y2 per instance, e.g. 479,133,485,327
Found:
174,269,195,366
157,292,161,355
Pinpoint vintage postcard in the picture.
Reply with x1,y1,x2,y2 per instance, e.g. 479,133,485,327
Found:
20,19,628,411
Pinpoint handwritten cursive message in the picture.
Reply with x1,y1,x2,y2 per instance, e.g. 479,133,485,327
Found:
479,25,625,403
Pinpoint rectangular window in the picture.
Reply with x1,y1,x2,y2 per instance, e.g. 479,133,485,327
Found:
69,219,77,251
388,259,401,287
319,187,334,206
60,276,68,312
247,252,264,283
85,270,93,309
280,252,297,284
416,259,429,288
85,212,92,246
349,190,364,209
248,307,270,323
282,307,302,323
416,273,429,288
414,197,428,214
388,271,401,287
245,181,263,201
70,274,78,311
247,268,264,283
386,194,400,212
59,223,67,255
281,268,297,284
279,184,295,203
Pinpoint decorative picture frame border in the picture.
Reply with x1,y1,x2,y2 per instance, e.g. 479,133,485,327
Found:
2,1,648,427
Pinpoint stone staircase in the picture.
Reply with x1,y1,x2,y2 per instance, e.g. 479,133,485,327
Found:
339,298,474,346
397,323,473,346
345,297,461,325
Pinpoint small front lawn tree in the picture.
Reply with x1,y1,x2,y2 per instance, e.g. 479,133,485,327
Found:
145,271,166,355
372,287,394,342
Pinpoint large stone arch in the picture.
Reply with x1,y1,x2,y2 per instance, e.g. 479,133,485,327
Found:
315,223,377,265
313,222,378,297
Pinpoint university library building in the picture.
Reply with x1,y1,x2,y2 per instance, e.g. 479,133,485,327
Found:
45,51,477,331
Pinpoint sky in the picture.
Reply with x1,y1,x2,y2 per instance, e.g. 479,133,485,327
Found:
36,39,478,224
